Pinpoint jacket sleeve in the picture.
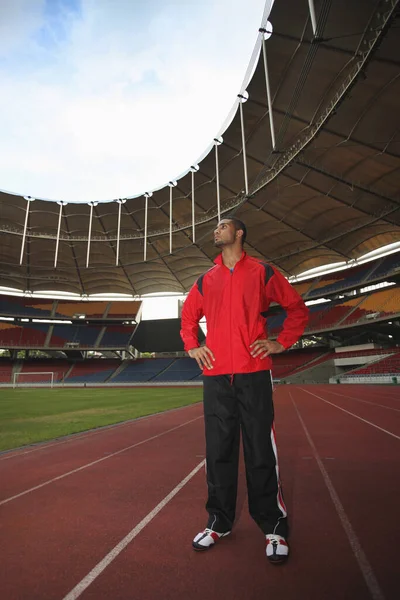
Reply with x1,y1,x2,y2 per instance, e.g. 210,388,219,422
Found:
180,280,204,352
265,267,309,350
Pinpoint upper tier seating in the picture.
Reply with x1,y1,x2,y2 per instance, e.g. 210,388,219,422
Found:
340,288,400,326
0,322,49,346
292,281,313,298
107,301,141,318
305,253,400,299
55,301,109,319
49,324,102,347
100,325,134,347
0,296,52,318
364,253,400,283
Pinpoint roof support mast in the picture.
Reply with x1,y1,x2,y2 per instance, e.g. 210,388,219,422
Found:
214,137,223,221
260,29,276,150
307,0,318,36
169,181,177,254
143,193,151,261
86,201,97,268
54,201,66,268
19,197,34,265
238,92,249,195
115,198,126,266
190,165,199,243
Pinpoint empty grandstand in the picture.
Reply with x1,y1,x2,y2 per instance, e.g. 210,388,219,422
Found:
0,249,398,386
0,0,398,386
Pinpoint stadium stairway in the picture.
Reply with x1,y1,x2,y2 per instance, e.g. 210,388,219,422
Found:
282,352,335,384
149,359,181,381
335,296,366,326
61,363,74,383
107,359,129,382
94,327,106,348
11,360,23,384
44,325,53,347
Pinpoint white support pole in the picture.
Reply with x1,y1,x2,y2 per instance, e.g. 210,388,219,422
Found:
54,201,66,268
261,36,276,150
116,201,122,266
238,95,249,195
214,140,221,222
144,193,151,261
169,184,173,254
115,199,125,266
308,0,318,36
20,197,33,265
191,170,196,243
86,202,96,268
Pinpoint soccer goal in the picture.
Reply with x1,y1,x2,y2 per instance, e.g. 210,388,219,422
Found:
13,372,55,388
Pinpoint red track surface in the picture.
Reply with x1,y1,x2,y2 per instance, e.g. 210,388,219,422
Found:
0,385,399,600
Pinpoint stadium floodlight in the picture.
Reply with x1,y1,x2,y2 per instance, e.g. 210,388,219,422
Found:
13,371,55,388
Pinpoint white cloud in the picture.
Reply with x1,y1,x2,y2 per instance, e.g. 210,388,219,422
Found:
0,0,271,202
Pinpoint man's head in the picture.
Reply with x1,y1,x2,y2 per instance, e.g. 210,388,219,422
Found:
214,216,247,248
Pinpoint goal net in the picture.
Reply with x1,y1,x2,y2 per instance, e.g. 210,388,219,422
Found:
13,372,55,388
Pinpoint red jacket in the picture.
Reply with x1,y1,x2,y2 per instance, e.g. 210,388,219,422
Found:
180,252,308,376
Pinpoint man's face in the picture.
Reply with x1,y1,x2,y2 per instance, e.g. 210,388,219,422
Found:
214,219,237,247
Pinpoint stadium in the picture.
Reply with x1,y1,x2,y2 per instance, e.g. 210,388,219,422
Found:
0,0,399,599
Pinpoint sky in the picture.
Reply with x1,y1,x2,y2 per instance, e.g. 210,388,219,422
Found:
0,0,271,203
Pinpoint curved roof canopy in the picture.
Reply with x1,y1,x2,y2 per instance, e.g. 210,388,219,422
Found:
0,0,399,296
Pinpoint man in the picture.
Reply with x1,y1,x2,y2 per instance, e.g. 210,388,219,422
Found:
180,216,308,564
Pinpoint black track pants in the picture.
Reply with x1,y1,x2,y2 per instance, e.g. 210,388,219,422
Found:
203,371,288,537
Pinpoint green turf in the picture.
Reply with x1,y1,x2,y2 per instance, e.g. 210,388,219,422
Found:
0,387,202,452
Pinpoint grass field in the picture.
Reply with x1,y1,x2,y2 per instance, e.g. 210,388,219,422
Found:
0,387,202,452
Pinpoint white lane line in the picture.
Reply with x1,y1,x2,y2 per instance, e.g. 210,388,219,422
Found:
62,459,205,600
348,387,400,402
0,416,202,506
290,393,385,600
352,388,400,402
299,388,400,441
0,403,201,462
324,390,400,413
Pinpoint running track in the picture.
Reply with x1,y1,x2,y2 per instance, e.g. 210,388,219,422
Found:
0,385,399,600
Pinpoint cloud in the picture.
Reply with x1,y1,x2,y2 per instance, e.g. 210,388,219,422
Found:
0,0,270,202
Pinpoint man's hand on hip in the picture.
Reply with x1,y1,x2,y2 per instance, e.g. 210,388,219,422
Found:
188,346,215,370
250,339,285,359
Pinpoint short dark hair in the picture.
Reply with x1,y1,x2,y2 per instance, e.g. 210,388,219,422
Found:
224,215,247,244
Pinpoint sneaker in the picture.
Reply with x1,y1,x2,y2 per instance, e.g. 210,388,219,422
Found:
265,534,289,564
192,528,231,551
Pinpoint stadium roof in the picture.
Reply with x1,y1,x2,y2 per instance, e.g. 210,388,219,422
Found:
0,0,399,297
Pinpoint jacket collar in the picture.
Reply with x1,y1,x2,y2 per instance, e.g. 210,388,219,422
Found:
214,250,247,266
